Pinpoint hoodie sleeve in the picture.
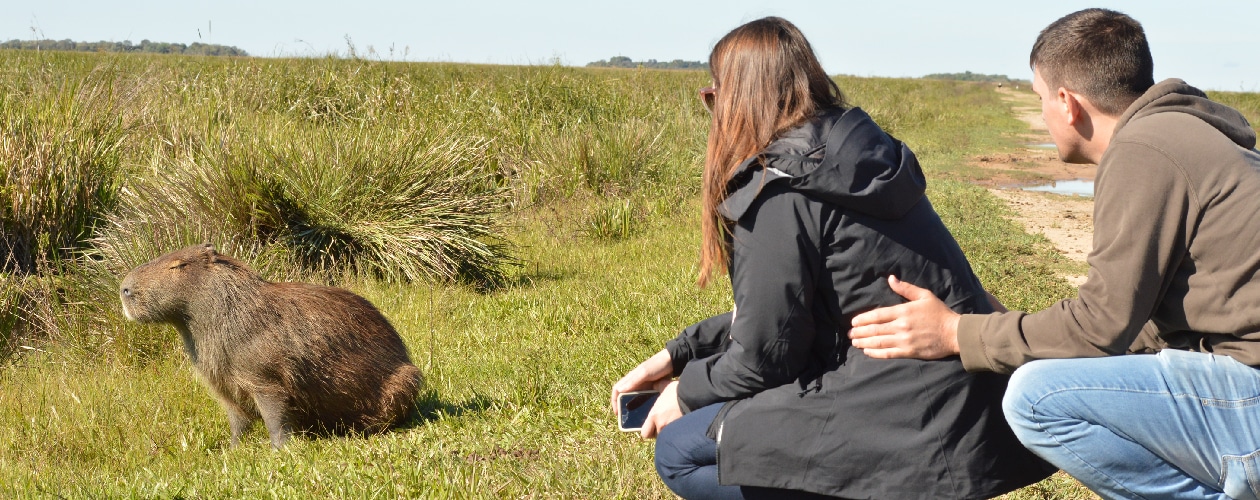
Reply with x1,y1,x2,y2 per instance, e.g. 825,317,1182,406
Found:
957,139,1195,373
676,184,822,411
665,311,733,377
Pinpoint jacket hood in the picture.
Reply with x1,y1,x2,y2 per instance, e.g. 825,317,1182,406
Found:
719,107,927,221
1117,78,1257,150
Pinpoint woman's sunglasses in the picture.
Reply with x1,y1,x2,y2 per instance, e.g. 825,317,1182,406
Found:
698,86,716,113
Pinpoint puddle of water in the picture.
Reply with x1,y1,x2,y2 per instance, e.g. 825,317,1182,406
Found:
1027,143,1057,149
1023,178,1094,197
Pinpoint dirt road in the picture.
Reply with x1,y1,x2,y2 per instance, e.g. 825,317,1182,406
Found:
979,87,1095,286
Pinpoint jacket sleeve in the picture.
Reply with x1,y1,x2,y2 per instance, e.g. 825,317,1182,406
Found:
665,312,734,377
676,186,822,411
957,140,1194,374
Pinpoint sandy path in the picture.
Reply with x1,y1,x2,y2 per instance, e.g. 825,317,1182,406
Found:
988,189,1093,286
981,87,1095,286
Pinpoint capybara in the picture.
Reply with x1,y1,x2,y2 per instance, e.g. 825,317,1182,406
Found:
119,243,423,448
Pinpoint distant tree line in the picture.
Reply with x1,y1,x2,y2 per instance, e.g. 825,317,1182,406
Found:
923,71,1028,86
0,39,248,57
587,56,707,70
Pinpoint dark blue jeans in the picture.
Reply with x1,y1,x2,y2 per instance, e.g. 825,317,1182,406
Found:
654,403,841,500
654,403,742,500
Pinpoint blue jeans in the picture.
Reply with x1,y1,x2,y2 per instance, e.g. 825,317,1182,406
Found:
655,403,744,500
1003,350,1260,499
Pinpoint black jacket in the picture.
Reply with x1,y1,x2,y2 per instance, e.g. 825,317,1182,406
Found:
665,108,1053,498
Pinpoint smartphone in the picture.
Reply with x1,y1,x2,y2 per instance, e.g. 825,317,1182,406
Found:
617,390,660,432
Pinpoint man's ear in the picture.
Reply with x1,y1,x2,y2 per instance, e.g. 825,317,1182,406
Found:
1059,87,1084,126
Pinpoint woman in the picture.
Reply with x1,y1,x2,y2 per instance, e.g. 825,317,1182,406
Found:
611,17,1053,499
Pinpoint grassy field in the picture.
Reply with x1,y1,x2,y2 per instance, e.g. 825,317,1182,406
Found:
1209,90,1260,136
10,49,1256,498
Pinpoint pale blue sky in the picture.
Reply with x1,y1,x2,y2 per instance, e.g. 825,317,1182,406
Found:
2,1,1256,91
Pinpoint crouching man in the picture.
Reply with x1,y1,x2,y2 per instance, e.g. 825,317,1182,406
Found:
850,8,1260,500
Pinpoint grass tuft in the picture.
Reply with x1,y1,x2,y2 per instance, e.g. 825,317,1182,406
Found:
0,61,149,275
89,125,514,288
583,199,642,241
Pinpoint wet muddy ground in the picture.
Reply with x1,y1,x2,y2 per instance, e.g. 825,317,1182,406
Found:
975,87,1095,286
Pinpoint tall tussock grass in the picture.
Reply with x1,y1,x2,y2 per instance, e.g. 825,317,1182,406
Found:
0,57,156,360
0,60,150,275
0,262,140,363
250,129,511,285
91,126,512,287
524,118,671,202
0,274,48,359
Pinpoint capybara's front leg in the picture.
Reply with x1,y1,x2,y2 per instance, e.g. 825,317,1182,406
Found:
206,383,257,447
225,404,255,447
252,390,293,449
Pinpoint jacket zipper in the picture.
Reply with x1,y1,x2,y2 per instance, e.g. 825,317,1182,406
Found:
715,418,725,484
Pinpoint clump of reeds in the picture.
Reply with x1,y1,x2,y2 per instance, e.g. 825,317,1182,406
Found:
583,199,641,242
0,275,27,360
0,264,106,363
90,123,514,288
0,58,156,361
253,127,515,285
0,61,148,275
519,118,668,205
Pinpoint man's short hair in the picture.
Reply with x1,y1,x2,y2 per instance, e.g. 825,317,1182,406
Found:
1031,8,1154,115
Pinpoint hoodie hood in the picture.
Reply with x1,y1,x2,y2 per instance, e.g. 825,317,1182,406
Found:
719,107,927,221
1117,78,1257,150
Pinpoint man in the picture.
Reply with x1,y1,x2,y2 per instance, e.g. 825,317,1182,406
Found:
848,8,1260,500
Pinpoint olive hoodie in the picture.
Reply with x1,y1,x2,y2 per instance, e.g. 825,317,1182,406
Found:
958,78,1260,373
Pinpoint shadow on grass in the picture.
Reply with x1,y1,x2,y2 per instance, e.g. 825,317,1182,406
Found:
477,266,574,294
401,389,498,428
213,391,501,448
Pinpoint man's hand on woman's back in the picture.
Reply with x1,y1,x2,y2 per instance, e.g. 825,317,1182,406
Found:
849,275,963,360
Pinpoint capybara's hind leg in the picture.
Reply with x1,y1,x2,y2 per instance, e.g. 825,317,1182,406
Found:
252,390,293,449
377,364,423,429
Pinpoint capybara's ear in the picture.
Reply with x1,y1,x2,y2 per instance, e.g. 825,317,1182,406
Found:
201,242,217,256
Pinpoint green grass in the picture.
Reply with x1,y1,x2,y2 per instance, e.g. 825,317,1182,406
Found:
1208,90,1260,135
0,48,1208,498
837,76,1031,182
0,194,1084,498
2,202,727,498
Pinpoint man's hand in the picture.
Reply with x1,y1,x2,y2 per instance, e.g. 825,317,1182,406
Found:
849,275,962,359
639,380,682,439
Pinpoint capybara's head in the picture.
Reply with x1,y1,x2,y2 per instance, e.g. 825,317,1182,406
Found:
119,243,256,323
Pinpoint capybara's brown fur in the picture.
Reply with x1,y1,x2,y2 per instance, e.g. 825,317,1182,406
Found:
119,243,423,448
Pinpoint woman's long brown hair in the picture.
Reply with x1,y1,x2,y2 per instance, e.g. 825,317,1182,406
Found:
697,17,847,287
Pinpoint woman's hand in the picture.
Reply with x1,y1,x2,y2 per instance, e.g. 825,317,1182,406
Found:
640,380,682,439
611,349,674,414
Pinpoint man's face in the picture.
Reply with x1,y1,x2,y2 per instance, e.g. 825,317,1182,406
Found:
1032,67,1084,163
